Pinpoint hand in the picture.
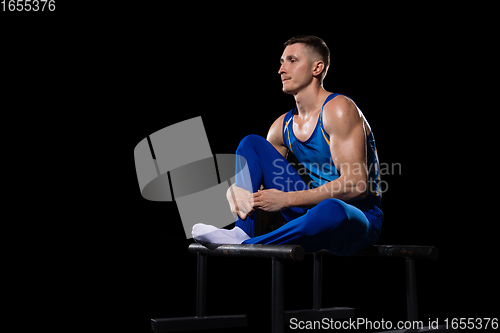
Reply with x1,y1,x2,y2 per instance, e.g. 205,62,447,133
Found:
252,189,289,212
227,184,254,220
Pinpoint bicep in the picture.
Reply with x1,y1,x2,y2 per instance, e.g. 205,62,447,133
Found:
330,122,366,176
325,102,367,179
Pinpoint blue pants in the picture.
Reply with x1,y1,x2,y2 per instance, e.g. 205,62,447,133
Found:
234,135,383,256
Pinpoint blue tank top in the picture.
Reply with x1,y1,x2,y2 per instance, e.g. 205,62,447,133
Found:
282,93,381,198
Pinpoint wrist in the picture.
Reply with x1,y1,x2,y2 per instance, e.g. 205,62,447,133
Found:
284,191,295,209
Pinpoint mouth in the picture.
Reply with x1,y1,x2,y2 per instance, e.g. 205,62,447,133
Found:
281,78,291,83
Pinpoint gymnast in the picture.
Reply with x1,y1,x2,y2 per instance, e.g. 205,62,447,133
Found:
193,35,383,255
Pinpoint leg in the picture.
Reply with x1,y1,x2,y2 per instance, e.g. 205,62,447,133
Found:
234,135,308,194
234,135,310,237
192,135,308,243
243,197,382,255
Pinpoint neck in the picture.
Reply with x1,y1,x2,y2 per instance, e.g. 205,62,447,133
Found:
293,84,328,117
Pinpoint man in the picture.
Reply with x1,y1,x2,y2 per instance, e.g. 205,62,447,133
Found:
192,36,382,255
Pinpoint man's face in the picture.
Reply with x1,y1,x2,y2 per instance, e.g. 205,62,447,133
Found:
278,43,314,94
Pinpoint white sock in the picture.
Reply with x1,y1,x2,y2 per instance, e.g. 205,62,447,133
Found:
192,223,250,244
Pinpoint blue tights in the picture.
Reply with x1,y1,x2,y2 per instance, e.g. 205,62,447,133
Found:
234,135,383,256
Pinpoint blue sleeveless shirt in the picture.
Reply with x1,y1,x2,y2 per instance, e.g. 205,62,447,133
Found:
282,93,381,198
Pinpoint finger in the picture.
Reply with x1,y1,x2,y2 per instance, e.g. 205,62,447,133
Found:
252,190,265,201
250,193,263,208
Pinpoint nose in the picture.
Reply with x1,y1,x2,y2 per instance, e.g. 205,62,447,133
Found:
278,63,286,75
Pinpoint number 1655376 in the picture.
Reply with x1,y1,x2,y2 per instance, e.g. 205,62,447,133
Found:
1,0,56,11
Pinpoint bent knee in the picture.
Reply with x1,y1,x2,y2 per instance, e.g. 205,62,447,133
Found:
238,134,266,149
294,200,349,237
315,199,349,222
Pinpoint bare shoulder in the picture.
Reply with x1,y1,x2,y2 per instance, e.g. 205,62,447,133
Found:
267,112,287,144
322,95,362,136
266,112,289,156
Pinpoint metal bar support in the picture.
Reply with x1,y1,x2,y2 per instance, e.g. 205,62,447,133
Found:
406,257,418,322
313,252,323,310
196,252,206,317
272,256,285,333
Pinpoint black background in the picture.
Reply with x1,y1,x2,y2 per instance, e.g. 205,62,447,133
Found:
123,21,497,332
2,3,496,332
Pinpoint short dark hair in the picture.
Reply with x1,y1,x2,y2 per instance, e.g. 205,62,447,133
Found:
284,35,330,82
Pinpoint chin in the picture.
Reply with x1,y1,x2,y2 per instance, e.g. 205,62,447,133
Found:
282,85,297,95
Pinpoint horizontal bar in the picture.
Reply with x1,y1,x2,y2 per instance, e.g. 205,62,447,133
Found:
151,315,247,332
285,307,355,321
318,245,439,260
189,243,305,261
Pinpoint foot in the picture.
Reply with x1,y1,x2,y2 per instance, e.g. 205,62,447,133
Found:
192,223,251,244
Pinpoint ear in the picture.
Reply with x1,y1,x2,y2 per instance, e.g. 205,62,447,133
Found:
312,60,325,78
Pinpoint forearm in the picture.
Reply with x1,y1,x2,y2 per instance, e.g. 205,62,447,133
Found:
285,175,367,207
